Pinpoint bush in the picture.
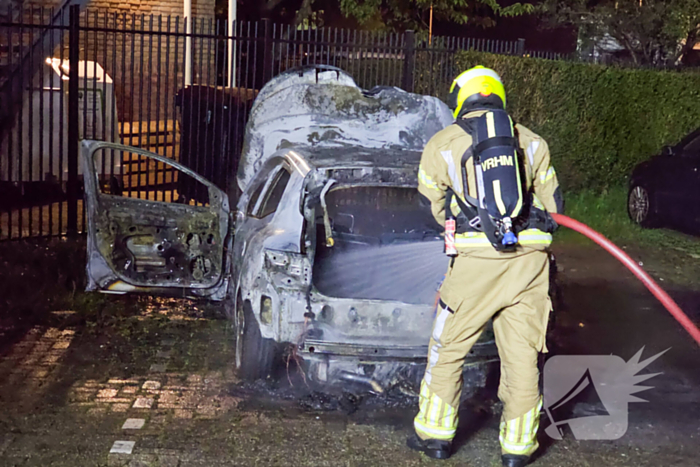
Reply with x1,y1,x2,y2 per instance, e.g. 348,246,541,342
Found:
449,51,700,191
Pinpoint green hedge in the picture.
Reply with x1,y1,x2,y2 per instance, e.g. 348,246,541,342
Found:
451,51,700,191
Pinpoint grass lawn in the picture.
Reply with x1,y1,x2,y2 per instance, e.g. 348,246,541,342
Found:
555,185,700,289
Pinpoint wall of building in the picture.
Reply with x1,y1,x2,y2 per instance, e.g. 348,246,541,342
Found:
76,0,216,126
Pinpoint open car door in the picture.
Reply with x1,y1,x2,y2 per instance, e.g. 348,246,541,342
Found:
81,140,230,300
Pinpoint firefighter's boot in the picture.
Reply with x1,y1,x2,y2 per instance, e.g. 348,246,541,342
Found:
406,433,451,460
502,454,530,467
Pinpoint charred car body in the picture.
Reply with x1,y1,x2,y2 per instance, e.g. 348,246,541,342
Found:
82,66,499,391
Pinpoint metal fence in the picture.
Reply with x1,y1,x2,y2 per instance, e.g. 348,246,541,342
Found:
526,49,566,60
0,5,560,241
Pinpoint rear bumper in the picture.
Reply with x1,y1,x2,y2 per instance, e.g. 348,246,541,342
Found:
300,339,499,391
301,338,498,361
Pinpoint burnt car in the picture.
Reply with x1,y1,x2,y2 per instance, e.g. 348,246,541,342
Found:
81,66,499,391
628,128,700,232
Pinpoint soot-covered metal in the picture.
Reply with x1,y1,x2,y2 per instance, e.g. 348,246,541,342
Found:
81,67,496,392
238,66,454,193
82,140,230,300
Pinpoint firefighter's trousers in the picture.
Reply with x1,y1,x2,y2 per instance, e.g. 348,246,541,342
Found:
414,249,550,456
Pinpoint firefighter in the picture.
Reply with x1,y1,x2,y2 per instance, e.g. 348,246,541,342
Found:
407,66,564,466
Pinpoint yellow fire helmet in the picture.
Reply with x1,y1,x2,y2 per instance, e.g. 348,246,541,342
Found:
447,65,506,118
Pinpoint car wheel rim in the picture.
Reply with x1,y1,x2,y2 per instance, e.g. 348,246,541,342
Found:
629,186,649,224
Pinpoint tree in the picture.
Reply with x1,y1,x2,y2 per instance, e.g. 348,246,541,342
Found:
338,0,535,32
294,0,318,29
540,0,700,66
668,0,700,65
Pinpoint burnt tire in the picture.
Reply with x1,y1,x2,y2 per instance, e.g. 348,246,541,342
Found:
628,184,659,228
235,294,277,382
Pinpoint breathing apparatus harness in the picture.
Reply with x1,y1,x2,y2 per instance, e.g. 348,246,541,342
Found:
444,110,557,254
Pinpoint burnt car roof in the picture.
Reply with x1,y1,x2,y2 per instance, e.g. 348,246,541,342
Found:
296,145,422,170
238,66,453,191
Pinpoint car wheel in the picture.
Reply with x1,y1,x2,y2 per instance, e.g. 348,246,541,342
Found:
628,185,658,228
235,293,277,381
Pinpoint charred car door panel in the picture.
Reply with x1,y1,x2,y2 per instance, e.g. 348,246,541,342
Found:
81,140,230,299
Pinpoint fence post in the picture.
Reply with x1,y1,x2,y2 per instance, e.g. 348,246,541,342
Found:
402,30,415,93
517,38,525,57
262,18,273,85
67,4,80,238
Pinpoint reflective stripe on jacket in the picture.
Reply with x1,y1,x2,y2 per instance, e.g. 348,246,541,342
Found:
454,229,552,248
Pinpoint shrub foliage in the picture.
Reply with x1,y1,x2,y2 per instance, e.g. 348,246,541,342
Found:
443,51,700,191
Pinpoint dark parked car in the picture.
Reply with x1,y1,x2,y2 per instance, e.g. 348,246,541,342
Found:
628,129,700,232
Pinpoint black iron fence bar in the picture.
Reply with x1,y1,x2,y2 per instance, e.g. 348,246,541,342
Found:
118,12,127,198
154,15,162,163
48,7,56,236
204,18,214,185
128,12,136,195
137,12,145,204
28,7,36,236
262,19,272,84
66,4,79,238
146,14,155,153
402,30,415,92
109,12,117,201
38,8,47,234
16,6,24,237
58,7,66,236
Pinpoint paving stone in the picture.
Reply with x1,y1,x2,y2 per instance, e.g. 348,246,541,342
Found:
142,380,162,390
122,418,146,430
87,407,108,416
174,409,193,419
133,397,154,409
111,403,131,413
149,363,167,373
97,388,119,399
109,440,135,454
108,378,141,385
155,350,172,359
52,341,72,350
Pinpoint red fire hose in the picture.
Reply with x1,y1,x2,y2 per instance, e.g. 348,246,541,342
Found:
551,213,700,346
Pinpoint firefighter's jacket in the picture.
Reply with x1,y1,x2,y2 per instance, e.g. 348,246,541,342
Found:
418,111,563,256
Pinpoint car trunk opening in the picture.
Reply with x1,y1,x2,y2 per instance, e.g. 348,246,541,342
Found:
312,185,448,305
